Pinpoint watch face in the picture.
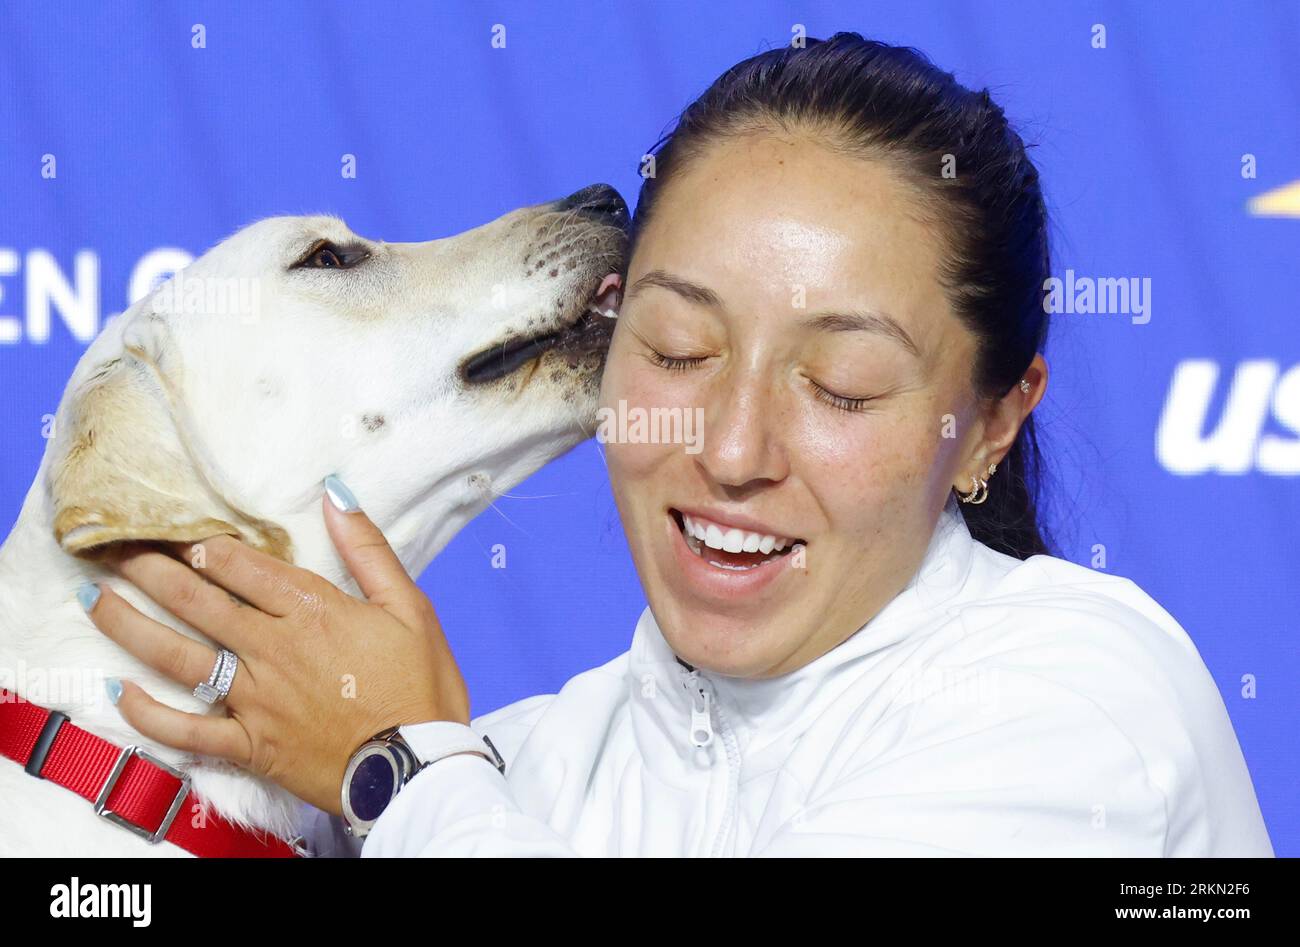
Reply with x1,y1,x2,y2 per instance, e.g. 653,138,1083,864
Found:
343,745,400,831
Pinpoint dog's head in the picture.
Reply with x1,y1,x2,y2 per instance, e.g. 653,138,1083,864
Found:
45,184,627,575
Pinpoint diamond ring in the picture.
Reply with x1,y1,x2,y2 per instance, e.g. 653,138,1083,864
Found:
193,648,238,705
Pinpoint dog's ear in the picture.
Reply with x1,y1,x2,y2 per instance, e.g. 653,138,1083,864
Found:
46,316,293,562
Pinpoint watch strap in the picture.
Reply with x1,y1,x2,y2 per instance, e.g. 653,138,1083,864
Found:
395,721,506,777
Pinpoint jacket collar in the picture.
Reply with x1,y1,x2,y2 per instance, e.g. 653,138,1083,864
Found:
627,497,978,767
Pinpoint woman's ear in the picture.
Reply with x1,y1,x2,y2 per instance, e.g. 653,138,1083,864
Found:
950,354,1048,491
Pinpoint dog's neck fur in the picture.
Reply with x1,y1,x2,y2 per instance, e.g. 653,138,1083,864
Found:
0,472,318,844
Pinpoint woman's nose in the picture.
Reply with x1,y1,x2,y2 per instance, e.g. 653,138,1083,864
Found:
695,376,789,489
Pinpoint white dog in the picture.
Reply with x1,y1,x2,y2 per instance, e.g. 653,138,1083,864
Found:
0,184,627,856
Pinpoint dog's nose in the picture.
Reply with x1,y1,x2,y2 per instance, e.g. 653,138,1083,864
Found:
556,183,628,226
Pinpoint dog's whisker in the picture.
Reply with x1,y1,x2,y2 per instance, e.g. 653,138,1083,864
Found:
482,497,533,537
590,439,612,479
555,402,613,481
533,208,582,246
487,491,580,500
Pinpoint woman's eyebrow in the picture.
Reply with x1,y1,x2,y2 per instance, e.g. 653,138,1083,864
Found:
625,270,722,308
799,310,921,358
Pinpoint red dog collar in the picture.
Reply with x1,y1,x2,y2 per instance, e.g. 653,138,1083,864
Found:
0,688,301,857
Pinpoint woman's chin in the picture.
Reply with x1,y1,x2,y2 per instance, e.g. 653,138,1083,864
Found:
650,593,793,677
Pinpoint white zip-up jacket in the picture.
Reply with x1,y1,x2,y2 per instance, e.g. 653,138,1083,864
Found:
301,499,1274,857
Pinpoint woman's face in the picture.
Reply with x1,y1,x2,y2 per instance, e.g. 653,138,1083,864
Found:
600,131,1004,679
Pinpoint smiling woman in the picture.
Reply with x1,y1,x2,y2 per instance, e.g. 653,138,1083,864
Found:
600,66,1051,679
77,32,1271,858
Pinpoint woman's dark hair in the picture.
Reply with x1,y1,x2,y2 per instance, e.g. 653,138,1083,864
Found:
629,32,1052,559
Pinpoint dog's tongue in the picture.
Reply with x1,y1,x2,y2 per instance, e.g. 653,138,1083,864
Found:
590,273,623,319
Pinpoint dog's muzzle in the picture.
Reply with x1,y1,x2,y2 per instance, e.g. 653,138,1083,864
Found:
460,184,628,386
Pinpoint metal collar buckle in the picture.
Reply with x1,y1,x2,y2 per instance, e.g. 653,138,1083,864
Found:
93,744,191,844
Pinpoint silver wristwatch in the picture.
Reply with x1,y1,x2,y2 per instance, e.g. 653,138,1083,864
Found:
340,724,506,838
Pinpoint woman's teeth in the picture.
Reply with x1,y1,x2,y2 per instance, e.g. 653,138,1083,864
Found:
679,512,800,570
683,513,790,553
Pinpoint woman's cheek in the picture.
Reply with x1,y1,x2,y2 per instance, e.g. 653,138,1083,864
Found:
797,401,940,514
596,328,634,415
600,358,702,475
795,396,903,469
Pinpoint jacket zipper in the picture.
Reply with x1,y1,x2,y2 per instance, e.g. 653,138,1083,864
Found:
682,666,741,856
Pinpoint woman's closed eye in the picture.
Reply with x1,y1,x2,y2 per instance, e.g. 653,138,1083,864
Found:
808,378,876,413
644,338,889,416
644,344,880,414
645,348,710,372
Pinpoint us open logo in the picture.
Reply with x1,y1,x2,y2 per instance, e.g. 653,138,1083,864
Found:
1157,359,1300,475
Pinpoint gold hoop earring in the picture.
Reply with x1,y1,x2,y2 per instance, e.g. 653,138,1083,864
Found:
957,475,988,505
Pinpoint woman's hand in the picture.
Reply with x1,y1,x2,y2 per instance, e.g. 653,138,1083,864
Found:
80,477,470,815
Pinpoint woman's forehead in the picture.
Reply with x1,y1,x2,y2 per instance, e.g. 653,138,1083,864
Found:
641,135,941,271
629,136,956,346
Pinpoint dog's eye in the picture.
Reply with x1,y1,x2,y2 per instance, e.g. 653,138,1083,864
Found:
293,241,369,270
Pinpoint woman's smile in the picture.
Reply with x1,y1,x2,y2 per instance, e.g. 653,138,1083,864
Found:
662,505,804,601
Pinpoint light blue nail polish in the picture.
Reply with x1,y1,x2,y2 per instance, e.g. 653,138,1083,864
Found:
106,678,122,705
324,474,360,512
77,582,101,612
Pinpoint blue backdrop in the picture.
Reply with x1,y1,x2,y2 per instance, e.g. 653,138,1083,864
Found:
1,1,1295,854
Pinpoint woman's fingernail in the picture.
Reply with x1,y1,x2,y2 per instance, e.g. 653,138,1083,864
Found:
77,582,101,612
105,678,122,705
324,474,360,512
